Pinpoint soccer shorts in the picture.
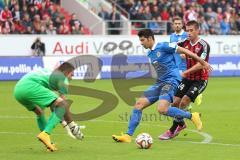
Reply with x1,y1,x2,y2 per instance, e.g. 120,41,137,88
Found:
175,78,208,102
144,81,178,104
14,81,58,111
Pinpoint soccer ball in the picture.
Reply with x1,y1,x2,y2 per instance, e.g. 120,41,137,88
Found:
135,133,153,149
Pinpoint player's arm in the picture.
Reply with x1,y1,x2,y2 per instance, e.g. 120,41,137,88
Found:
176,46,212,71
181,62,204,78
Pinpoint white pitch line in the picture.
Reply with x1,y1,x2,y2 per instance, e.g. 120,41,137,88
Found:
0,131,239,147
88,119,213,144
0,116,212,143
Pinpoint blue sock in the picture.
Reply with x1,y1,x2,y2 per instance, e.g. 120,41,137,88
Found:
166,107,192,119
126,109,142,136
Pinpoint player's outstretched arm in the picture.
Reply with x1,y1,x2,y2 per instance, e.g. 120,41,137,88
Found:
176,46,212,72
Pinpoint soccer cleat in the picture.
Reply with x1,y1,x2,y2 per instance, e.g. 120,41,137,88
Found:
195,94,203,106
159,130,174,140
173,124,187,136
112,133,131,143
46,143,57,152
191,112,203,131
37,131,57,152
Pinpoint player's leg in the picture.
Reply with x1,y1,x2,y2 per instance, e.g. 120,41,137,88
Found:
168,96,185,134
33,106,47,131
170,80,208,134
159,79,190,140
112,97,151,143
14,83,48,132
157,82,203,140
112,83,160,143
157,98,192,140
14,83,57,151
37,97,67,151
194,93,203,106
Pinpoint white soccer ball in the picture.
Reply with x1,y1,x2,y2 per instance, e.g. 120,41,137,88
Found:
135,133,153,149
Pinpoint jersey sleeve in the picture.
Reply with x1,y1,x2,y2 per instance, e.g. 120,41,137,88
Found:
177,38,187,47
162,42,178,54
49,71,69,95
199,40,210,60
58,78,69,95
169,34,174,43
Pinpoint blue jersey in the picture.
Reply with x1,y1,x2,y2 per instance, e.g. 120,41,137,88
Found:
170,30,188,71
147,42,181,85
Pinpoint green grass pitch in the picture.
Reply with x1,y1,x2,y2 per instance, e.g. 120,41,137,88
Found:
0,77,240,160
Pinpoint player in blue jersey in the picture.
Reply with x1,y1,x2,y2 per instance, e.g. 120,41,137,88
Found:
170,17,188,73
112,29,211,143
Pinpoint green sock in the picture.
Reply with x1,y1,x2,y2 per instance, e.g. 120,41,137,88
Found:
44,107,66,134
36,114,47,131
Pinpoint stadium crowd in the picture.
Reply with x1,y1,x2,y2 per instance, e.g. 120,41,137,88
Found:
0,0,85,34
1,0,240,35
115,0,240,35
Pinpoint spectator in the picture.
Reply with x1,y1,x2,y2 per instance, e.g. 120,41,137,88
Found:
217,7,223,22
148,17,160,34
40,25,47,34
69,13,78,27
72,21,83,34
12,4,21,21
220,16,230,35
203,0,214,12
205,7,217,21
183,4,198,24
144,6,152,20
46,23,56,34
21,5,28,19
33,14,41,33
108,5,121,35
31,37,45,56
151,5,160,19
98,6,109,20
25,26,33,34
0,6,13,22
22,13,32,29
160,7,170,21
200,16,209,34
236,16,240,34
14,18,25,33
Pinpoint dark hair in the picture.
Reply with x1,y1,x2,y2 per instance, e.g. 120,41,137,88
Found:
137,29,155,40
186,20,199,29
58,62,75,72
172,16,183,23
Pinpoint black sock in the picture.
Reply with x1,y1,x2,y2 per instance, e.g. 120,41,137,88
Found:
169,120,179,133
178,120,185,127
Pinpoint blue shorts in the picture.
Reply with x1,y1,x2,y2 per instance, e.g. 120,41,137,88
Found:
144,81,178,104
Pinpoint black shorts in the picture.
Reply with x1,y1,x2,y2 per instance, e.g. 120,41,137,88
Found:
175,78,208,102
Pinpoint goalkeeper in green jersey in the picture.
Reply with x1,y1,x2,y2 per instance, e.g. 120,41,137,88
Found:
14,62,84,152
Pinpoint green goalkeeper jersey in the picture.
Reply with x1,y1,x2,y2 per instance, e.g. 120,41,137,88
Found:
14,68,70,111
17,68,69,95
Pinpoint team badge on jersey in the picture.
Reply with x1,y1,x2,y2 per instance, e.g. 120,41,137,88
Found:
157,52,161,57
195,47,200,52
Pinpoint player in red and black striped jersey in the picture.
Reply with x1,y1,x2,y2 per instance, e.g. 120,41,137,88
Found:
178,37,210,81
159,20,212,140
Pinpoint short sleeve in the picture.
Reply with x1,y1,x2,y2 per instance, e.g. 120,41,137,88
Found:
177,38,187,47
163,42,178,54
